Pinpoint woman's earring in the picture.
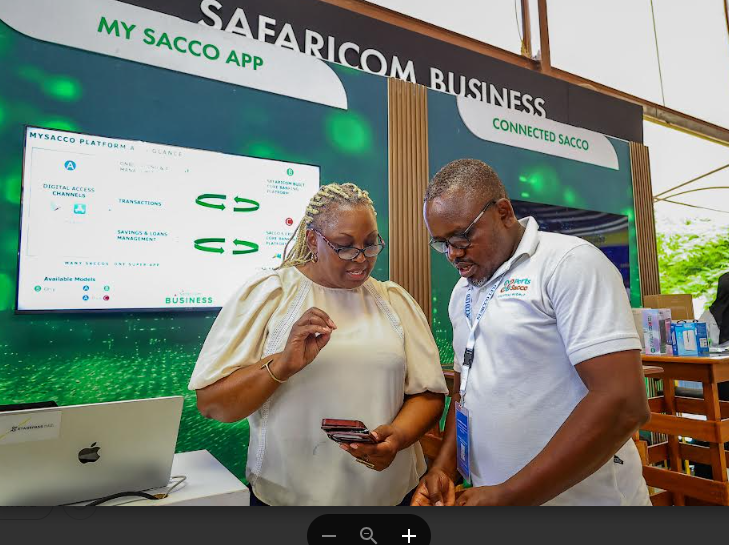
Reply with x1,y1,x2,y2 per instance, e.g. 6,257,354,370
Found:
312,253,318,263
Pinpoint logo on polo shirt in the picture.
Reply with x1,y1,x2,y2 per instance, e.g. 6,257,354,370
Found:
499,278,532,298
501,278,531,294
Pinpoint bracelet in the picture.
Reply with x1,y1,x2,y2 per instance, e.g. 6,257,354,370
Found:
261,358,287,384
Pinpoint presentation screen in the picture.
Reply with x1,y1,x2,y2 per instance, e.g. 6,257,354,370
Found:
511,200,631,294
17,127,320,312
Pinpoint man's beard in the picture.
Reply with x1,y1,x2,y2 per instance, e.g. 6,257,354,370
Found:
454,260,489,287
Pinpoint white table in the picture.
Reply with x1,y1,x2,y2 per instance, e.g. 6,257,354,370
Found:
75,450,249,506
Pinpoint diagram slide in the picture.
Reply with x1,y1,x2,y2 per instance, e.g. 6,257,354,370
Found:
17,127,320,311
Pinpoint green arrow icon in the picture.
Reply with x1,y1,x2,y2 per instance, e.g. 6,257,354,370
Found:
194,238,226,253
232,239,259,255
233,197,260,213
196,194,226,211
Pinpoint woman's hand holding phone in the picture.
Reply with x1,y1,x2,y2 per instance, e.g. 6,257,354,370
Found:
339,424,406,472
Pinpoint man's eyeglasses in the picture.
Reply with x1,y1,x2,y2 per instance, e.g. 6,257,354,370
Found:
429,199,497,254
313,230,386,261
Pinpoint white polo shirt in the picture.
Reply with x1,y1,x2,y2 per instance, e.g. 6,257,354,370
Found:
450,217,650,506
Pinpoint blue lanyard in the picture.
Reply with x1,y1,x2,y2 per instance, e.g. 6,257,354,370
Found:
460,273,507,402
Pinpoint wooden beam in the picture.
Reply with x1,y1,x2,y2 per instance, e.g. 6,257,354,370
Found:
520,0,532,59
643,365,665,377
649,490,673,506
677,442,729,467
674,396,706,416
642,413,719,443
704,381,729,481
642,354,729,365
648,396,666,413
641,362,711,383
685,496,720,506
674,396,729,419
712,363,729,384
721,419,729,444
642,466,729,505
551,67,729,146
536,0,551,73
662,377,685,504
630,142,660,300
388,78,432,322
644,107,729,149
648,441,668,464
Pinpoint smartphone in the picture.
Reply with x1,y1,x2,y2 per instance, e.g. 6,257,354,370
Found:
321,418,377,444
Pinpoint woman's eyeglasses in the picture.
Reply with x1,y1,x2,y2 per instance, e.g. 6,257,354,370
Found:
429,199,497,254
313,230,386,261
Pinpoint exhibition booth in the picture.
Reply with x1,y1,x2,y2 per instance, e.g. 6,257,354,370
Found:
1,0,727,507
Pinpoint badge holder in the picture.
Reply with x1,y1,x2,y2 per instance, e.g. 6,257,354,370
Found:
455,401,471,483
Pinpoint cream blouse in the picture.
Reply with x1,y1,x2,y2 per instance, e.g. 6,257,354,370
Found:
188,266,448,506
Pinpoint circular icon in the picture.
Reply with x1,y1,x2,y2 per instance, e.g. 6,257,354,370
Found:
360,527,376,544
103,285,110,291
285,217,294,226
34,285,42,292
82,295,89,301
83,285,90,291
286,168,294,176
103,295,110,301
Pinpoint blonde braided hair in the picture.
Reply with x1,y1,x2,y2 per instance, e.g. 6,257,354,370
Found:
278,182,376,269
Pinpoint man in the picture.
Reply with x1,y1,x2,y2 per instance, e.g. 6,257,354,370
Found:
413,159,651,506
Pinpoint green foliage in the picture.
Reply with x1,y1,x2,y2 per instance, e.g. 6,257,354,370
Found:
657,225,729,310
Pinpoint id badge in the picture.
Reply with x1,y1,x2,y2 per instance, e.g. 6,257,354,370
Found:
455,401,471,482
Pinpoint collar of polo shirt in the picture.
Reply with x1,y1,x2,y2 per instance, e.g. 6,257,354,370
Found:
483,217,540,284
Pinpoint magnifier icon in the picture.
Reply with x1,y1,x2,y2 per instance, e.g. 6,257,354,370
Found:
360,527,377,544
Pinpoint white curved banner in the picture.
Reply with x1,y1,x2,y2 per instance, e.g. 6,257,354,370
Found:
0,0,348,109
457,95,619,170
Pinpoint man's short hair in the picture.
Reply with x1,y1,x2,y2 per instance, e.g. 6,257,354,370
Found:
425,158,508,203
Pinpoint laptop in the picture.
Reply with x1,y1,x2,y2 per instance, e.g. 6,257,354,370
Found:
0,396,183,506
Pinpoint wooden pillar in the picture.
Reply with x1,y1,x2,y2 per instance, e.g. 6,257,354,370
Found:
520,0,533,58
662,378,685,505
537,0,551,73
630,142,661,302
387,78,432,323
703,379,729,484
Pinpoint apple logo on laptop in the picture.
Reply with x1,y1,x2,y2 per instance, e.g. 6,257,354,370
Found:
78,442,101,464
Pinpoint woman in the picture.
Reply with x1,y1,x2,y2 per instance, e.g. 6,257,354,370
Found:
700,272,729,348
694,272,729,480
189,182,448,506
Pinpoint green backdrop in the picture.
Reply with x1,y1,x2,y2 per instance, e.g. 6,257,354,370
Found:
0,21,388,481
0,19,643,481
426,89,641,365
